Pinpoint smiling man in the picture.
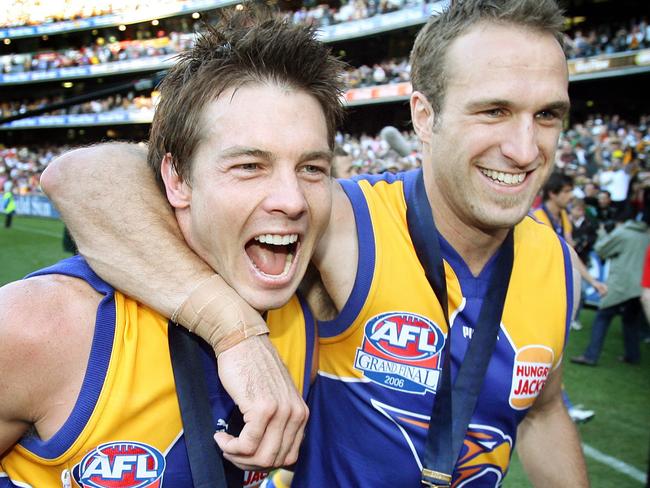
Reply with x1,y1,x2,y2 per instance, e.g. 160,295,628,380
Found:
42,0,589,486
0,11,344,487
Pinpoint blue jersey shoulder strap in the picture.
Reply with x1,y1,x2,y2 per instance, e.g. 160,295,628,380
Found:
25,255,114,296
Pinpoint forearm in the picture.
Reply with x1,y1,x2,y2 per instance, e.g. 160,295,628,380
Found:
516,368,589,487
41,143,213,316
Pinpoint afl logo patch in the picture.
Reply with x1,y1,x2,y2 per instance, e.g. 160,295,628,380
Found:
73,441,165,488
354,312,445,394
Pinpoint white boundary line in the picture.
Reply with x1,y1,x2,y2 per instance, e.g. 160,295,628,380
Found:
11,223,61,239
583,443,647,484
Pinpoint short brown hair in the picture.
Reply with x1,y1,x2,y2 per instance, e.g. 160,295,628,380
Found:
410,0,565,118
148,5,345,190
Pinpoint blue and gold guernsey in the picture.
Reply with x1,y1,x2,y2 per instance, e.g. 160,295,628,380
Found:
294,169,573,487
532,204,572,239
0,256,315,488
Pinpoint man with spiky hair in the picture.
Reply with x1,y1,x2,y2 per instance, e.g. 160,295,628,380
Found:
0,8,344,487
44,0,590,485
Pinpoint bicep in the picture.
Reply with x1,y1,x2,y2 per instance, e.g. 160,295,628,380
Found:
0,285,42,455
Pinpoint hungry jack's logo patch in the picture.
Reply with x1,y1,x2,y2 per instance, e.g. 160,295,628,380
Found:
509,345,554,410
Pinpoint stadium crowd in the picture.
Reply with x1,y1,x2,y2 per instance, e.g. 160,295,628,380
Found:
3,12,650,76
1,0,199,28
0,92,154,120
3,113,649,201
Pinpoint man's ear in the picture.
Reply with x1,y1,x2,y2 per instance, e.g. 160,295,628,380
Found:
410,91,435,144
161,153,191,209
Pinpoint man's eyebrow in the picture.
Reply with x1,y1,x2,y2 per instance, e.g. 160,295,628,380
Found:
542,100,571,116
219,147,333,163
300,150,334,163
464,98,513,112
219,147,273,160
465,98,571,116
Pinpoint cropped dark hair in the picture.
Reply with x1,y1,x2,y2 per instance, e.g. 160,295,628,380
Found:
148,4,346,190
543,172,574,200
410,0,565,121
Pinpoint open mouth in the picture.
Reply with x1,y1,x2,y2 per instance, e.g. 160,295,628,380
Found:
244,233,299,278
480,168,527,186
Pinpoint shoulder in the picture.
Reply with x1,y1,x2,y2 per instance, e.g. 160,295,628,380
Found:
0,274,100,424
517,215,563,246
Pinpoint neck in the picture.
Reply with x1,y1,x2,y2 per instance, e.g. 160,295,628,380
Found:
423,170,510,277
545,200,561,219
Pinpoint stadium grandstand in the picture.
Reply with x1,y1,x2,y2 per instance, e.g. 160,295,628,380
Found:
0,0,648,487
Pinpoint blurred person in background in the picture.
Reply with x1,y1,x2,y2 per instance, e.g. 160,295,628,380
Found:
331,146,354,179
571,199,599,271
2,181,15,229
597,189,618,230
596,156,632,219
582,180,600,216
533,173,607,310
532,174,603,423
572,213,650,366
641,245,650,344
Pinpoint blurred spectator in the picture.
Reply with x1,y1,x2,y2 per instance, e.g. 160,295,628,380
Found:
571,215,650,366
595,157,633,218
533,173,607,331
641,245,650,323
331,146,354,179
2,181,16,228
582,181,600,216
571,199,599,265
596,190,618,231
0,0,194,28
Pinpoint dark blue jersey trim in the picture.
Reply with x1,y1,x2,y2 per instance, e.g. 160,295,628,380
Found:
20,256,116,458
297,292,315,399
403,169,497,300
318,178,377,338
559,236,574,348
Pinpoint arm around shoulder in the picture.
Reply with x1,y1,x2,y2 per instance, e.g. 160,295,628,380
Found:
41,142,215,318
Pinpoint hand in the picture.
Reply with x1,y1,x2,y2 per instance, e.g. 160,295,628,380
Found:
214,335,309,471
592,280,607,297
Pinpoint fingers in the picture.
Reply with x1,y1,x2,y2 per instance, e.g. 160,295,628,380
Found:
276,401,309,466
216,398,308,470
215,335,310,471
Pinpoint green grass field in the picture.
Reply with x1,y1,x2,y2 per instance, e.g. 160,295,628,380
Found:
1,215,648,487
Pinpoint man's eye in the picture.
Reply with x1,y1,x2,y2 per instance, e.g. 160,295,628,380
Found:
301,164,329,176
536,110,560,121
483,108,505,117
237,163,259,171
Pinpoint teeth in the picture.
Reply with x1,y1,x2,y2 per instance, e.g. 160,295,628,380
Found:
481,169,525,186
254,234,298,245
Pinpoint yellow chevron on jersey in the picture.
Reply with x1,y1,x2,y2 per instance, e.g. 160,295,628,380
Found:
1,257,314,488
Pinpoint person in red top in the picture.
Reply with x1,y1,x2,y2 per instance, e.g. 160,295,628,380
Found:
640,245,650,324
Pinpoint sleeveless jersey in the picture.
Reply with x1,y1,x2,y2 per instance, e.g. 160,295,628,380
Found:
0,256,315,488
294,169,572,487
532,204,572,239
